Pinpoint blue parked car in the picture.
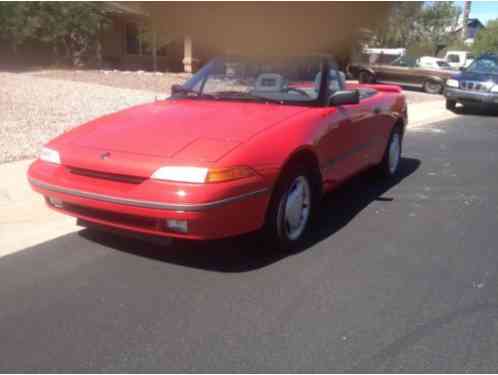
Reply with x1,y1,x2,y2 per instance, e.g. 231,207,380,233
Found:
444,53,498,111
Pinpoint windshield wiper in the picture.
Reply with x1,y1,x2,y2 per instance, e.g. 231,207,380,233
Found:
212,91,283,104
171,86,216,100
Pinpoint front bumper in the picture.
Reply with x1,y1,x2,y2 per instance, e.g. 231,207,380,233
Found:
445,87,498,105
28,160,272,240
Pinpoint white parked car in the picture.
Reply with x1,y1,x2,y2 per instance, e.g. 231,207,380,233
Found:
418,56,454,70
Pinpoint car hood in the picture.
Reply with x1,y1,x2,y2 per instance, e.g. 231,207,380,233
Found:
60,99,308,163
456,71,498,84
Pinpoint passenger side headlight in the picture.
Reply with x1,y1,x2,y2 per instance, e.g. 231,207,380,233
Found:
40,147,61,165
151,166,256,183
491,85,498,93
151,166,209,183
446,79,459,88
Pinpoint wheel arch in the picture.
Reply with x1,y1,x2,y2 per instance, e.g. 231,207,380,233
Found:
266,146,323,215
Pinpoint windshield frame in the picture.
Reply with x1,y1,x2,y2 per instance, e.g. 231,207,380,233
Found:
172,56,332,107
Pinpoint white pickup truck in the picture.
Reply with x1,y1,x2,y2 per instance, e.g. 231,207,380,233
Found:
444,51,474,70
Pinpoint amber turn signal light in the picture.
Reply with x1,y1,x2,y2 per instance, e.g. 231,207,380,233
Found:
206,166,256,183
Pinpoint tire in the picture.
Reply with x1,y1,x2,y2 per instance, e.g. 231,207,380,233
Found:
423,80,443,95
379,125,403,178
264,162,319,252
446,99,457,111
359,70,374,84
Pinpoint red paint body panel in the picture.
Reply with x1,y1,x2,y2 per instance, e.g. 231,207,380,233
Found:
28,84,407,240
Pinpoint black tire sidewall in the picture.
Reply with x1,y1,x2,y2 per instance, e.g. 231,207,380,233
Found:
446,99,456,111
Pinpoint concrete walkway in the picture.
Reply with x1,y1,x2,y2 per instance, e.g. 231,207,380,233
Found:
0,98,455,258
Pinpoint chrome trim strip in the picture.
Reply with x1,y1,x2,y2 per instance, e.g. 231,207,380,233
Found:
29,177,269,212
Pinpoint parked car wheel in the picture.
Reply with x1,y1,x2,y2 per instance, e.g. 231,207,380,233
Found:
359,70,374,84
379,125,403,178
446,99,457,111
423,80,443,94
264,162,319,252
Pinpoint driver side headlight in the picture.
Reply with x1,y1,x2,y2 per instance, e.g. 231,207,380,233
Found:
446,79,459,88
40,147,61,165
491,85,498,93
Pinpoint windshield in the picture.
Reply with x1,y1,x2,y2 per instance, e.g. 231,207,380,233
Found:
178,56,338,105
437,61,451,68
467,56,498,75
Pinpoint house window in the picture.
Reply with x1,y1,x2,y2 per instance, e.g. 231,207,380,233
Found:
125,22,166,57
447,54,460,63
126,22,140,55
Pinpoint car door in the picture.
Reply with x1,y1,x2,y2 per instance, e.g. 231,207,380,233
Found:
317,94,378,185
390,56,422,85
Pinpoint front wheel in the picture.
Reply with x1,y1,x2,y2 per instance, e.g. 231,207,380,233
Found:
264,164,318,252
379,126,403,178
446,99,457,111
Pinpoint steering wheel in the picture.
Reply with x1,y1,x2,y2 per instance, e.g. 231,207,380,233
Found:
282,87,310,97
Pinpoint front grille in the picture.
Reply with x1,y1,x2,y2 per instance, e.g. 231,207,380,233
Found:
62,202,159,230
460,81,490,92
67,167,146,184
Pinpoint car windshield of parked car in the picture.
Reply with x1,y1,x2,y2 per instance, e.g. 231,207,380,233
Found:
437,61,451,68
466,56,498,74
390,56,418,68
179,57,336,104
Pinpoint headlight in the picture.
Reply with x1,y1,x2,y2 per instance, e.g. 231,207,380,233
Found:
151,166,256,183
151,166,208,183
446,79,459,88
491,85,498,93
40,147,61,164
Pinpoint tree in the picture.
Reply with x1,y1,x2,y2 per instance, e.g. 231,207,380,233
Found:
0,3,38,55
0,2,109,66
472,18,498,56
371,2,425,48
33,2,109,66
370,1,461,56
419,1,461,55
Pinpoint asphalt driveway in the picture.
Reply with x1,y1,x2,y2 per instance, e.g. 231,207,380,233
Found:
1,113,498,371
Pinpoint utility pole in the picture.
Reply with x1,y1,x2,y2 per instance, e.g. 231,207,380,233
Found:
462,1,472,41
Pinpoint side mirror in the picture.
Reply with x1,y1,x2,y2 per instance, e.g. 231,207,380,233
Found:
329,90,360,106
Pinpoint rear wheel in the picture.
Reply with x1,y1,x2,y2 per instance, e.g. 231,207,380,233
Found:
446,99,457,111
264,162,319,252
379,126,403,178
423,80,443,94
359,70,374,84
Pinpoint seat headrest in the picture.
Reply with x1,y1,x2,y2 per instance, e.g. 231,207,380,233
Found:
253,73,286,92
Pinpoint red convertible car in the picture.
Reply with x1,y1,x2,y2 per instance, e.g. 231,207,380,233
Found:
28,56,407,251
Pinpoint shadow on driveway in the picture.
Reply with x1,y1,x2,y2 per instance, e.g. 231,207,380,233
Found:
452,104,498,117
79,157,421,273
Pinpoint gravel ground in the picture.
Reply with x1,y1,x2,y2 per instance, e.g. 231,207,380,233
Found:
28,69,191,94
0,72,157,163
